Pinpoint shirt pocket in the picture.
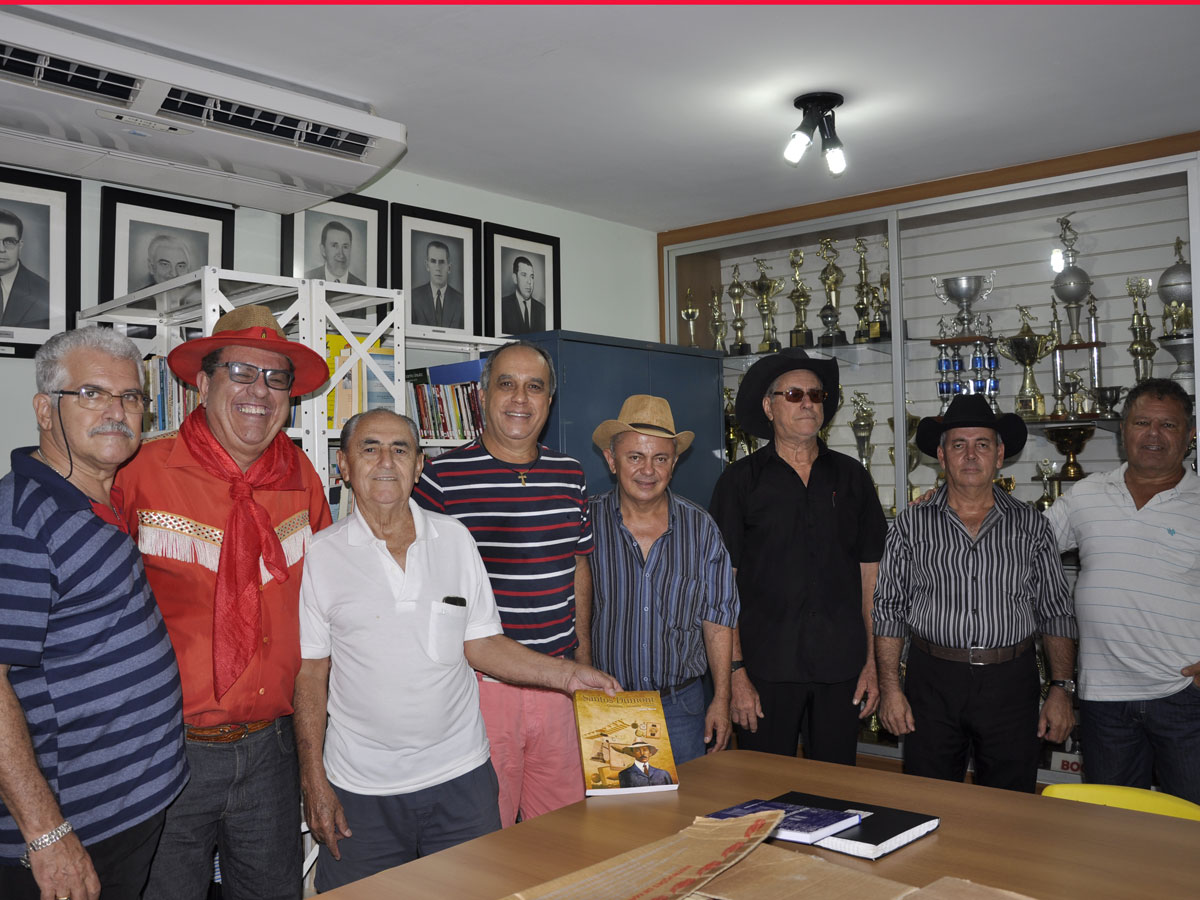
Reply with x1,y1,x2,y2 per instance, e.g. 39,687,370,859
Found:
659,577,702,632
428,600,468,665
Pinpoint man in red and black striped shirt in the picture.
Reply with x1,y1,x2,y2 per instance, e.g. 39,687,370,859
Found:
414,341,594,826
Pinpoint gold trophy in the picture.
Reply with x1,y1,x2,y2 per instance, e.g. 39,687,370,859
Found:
727,265,751,356
849,391,875,479
888,401,921,514
876,237,892,341
818,385,844,444
748,257,784,353
708,287,727,355
1126,276,1157,384
1044,421,1096,481
1033,458,1059,511
679,287,699,348
996,306,1056,419
723,386,756,463
816,238,847,346
852,238,872,344
787,248,813,348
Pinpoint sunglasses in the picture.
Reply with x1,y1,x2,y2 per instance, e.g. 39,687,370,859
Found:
770,387,828,404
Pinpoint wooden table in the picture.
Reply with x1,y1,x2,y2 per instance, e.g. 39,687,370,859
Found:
321,750,1200,899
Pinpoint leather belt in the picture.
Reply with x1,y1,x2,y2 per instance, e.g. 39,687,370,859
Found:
910,635,1034,666
659,676,699,696
185,719,273,743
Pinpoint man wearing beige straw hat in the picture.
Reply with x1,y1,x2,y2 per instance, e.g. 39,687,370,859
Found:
590,395,739,765
116,305,332,899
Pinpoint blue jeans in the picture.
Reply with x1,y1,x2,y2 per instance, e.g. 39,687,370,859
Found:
1080,683,1200,804
144,718,302,900
661,678,707,765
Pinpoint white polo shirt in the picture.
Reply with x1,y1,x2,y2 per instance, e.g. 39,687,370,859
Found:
1045,464,1200,702
300,499,502,794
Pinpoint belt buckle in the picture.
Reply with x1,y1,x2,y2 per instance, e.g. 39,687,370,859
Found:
968,645,987,666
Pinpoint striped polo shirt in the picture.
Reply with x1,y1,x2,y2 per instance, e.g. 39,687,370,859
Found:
0,449,188,860
1046,464,1200,702
414,440,592,657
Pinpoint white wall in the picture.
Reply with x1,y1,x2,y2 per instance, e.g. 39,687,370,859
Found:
0,167,658,462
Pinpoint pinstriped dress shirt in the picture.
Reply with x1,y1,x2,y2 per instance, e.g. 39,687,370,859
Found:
873,484,1076,648
589,488,740,692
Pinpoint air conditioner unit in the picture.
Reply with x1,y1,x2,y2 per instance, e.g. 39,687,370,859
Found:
0,14,408,214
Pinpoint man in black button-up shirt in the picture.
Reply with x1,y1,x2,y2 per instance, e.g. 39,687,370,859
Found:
710,349,887,764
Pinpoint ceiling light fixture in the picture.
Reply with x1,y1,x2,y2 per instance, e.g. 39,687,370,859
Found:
784,91,846,175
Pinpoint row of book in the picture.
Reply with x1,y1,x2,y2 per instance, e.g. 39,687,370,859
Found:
141,354,199,433
407,381,483,442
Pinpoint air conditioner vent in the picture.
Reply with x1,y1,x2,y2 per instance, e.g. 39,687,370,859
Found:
160,87,372,160
0,41,139,103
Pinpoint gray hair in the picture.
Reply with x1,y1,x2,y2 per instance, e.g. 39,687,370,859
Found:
36,327,143,402
479,341,557,397
340,408,421,449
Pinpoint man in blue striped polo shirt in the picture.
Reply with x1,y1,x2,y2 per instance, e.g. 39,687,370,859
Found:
414,341,594,826
0,328,188,900
589,395,739,764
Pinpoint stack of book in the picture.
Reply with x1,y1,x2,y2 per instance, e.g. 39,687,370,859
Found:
141,354,199,433
405,358,486,443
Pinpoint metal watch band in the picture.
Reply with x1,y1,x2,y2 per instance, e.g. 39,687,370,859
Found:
19,820,73,868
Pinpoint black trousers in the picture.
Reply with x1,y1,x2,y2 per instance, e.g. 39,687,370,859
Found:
734,674,860,765
0,809,166,900
902,645,1041,792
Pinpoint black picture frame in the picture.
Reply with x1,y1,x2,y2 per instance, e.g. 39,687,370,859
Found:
99,187,235,304
0,166,81,358
281,193,388,288
391,203,482,337
484,222,561,337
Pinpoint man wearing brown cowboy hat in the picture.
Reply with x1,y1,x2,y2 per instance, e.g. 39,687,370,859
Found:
873,394,1077,792
709,348,887,765
615,740,674,788
116,306,333,899
589,395,739,765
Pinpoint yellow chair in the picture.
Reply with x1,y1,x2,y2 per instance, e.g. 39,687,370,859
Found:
1042,782,1200,821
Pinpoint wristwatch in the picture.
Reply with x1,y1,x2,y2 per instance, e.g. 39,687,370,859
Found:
1049,679,1077,696
731,660,745,673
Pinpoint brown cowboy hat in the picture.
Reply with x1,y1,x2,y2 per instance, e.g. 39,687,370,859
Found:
915,394,1028,459
167,305,329,397
735,347,840,440
592,394,695,454
616,740,659,758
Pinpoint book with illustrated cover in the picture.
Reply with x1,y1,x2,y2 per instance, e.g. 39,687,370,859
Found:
572,690,679,796
707,798,860,844
772,791,940,860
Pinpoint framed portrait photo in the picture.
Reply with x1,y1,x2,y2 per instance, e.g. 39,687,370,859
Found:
281,193,387,288
0,166,81,358
99,187,235,304
391,203,481,337
484,223,560,337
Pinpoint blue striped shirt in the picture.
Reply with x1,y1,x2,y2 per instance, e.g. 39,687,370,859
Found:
873,484,1076,647
589,488,739,690
413,440,592,657
0,449,188,860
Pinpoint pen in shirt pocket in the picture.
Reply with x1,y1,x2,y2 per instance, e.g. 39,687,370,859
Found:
442,596,466,607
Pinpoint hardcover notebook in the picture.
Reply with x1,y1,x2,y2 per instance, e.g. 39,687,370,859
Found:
707,798,860,844
573,690,680,796
772,791,940,860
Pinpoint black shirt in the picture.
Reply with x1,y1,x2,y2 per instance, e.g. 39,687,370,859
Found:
709,439,887,683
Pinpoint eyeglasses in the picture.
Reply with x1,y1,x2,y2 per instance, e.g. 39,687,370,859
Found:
0,237,21,250
770,387,828,404
213,361,295,391
55,387,149,413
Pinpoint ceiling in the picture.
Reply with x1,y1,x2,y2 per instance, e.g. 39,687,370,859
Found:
22,5,1200,233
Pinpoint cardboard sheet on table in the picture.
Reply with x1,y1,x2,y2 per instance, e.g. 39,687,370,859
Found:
687,843,917,900
911,876,1039,899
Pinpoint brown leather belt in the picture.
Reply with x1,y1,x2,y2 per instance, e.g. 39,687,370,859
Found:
910,635,1034,666
185,719,273,743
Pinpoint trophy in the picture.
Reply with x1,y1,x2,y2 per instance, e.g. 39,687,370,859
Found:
996,306,1056,420
1088,385,1128,419
726,265,752,356
1061,368,1088,420
816,238,847,346
1033,458,1059,512
747,257,784,353
849,391,876,478
876,236,892,341
818,385,844,444
1160,335,1196,395
1052,213,1093,346
708,287,727,355
1126,277,1157,384
852,238,872,344
932,270,995,337
723,386,756,463
888,401,921,513
787,249,813,348
1158,236,1193,338
1044,421,1096,481
679,287,699,348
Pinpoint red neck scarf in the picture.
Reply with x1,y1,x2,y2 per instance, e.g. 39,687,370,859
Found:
180,407,304,699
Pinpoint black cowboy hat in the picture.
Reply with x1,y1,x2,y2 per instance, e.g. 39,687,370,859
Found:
915,394,1028,459
735,348,840,440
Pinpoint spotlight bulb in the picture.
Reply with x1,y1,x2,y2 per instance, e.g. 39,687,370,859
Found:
784,130,811,166
825,146,846,176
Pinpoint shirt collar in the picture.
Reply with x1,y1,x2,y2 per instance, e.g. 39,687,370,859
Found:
0,262,20,297
12,446,91,513
347,496,436,547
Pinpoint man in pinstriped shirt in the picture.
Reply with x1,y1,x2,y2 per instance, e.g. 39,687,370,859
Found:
589,395,740,764
874,394,1077,793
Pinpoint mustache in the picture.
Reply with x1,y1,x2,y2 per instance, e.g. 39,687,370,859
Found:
89,421,136,439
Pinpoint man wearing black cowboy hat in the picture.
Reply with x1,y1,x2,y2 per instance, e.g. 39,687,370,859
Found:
709,348,887,765
873,394,1077,793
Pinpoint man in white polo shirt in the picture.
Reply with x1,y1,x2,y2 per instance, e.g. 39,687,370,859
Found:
293,409,619,891
1046,378,1200,803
